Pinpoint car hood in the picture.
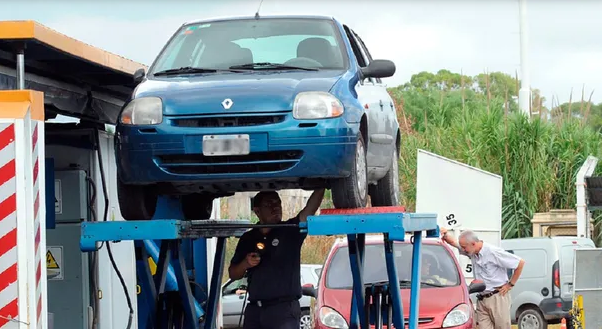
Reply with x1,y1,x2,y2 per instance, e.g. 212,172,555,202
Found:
321,285,469,327
134,70,344,115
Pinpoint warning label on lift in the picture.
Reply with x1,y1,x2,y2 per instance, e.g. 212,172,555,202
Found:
55,179,62,214
47,246,63,281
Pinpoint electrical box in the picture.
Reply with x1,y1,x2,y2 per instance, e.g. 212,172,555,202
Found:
46,169,91,329
54,170,89,223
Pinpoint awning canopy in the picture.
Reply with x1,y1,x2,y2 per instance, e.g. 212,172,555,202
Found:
0,20,148,124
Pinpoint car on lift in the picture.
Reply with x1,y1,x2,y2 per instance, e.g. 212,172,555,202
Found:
311,235,485,329
114,14,401,220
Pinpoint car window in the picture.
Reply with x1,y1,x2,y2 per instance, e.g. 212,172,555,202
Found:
325,243,460,289
150,18,348,73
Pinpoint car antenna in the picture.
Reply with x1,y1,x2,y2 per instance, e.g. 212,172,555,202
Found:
255,0,264,19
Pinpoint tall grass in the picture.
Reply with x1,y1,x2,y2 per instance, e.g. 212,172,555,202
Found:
390,85,602,243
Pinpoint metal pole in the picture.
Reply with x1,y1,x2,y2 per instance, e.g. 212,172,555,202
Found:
16,49,25,90
518,0,531,117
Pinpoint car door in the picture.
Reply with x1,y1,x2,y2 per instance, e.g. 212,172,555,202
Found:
353,31,397,159
221,278,248,328
343,25,388,169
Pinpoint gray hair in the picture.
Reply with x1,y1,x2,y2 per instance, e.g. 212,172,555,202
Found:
459,230,480,243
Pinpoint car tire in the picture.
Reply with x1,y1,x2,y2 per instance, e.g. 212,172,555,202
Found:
299,309,311,329
517,308,547,329
117,176,158,221
369,146,401,207
331,134,368,209
181,194,214,220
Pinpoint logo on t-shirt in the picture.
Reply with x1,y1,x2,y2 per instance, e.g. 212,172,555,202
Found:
272,238,279,247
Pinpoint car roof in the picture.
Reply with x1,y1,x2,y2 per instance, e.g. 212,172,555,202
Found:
184,14,337,26
332,234,444,248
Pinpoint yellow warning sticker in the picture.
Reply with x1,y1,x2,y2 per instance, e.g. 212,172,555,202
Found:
46,246,63,280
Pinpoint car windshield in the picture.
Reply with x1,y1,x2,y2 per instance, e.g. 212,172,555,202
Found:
325,242,460,289
150,17,348,74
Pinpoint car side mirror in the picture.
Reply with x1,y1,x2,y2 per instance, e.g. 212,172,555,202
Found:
302,283,317,298
468,282,486,294
133,68,146,84
360,60,396,79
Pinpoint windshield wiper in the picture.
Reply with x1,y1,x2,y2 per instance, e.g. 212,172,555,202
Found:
229,62,319,71
399,280,446,288
154,66,241,76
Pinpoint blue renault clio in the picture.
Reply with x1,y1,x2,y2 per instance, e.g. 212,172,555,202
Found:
115,15,401,220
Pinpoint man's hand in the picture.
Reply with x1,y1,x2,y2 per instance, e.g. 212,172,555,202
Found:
245,253,261,268
498,283,512,296
298,188,326,223
440,227,448,237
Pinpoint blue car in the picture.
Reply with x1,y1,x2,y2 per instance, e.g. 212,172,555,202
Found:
115,14,401,220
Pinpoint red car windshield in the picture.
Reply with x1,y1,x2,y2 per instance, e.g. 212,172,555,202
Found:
325,243,461,289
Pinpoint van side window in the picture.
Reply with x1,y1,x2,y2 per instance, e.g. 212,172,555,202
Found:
506,250,515,278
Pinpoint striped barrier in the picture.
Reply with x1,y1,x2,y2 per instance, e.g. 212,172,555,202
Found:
0,90,45,329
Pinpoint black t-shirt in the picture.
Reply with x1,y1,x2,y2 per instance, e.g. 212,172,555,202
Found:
229,216,307,301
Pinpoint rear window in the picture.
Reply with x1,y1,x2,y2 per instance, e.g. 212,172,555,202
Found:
560,242,595,274
325,243,460,289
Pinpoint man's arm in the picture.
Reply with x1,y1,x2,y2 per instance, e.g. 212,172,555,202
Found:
228,236,254,280
297,188,326,223
440,228,468,256
493,247,525,295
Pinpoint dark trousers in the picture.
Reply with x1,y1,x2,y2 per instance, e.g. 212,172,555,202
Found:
242,300,301,329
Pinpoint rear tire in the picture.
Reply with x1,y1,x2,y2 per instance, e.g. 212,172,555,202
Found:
517,308,547,329
117,177,158,221
369,146,401,206
300,309,311,329
331,134,368,209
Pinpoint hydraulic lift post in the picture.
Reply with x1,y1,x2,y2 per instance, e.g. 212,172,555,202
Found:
80,199,439,329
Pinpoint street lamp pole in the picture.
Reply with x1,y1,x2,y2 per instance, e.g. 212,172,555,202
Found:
518,0,531,118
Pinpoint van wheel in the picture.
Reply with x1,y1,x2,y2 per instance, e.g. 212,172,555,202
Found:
369,146,401,206
518,308,547,329
331,134,368,209
117,177,157,220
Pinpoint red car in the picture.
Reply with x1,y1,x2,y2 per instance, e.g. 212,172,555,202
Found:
310,235,483,329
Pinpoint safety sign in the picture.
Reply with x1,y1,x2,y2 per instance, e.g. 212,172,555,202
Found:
47,246,63,280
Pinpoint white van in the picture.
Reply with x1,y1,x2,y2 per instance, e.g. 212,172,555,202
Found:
501,236,596,329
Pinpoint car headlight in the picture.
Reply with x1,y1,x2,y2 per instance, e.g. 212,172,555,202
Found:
442,303,471,327
120,97,163,125
293,92,344,120
318,306,348,329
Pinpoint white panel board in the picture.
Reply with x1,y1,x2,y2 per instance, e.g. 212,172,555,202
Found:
415,149,503,281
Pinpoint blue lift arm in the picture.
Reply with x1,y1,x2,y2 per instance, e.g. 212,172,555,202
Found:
80,201,439,329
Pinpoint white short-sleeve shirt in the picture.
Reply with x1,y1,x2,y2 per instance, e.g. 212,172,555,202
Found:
456,241,522,292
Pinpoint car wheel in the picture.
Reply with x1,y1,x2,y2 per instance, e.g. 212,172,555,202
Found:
181,194,214,220
369,146,401,206
331,134,368,209
518,308,547,329
299,309,311,329
117,176,158,220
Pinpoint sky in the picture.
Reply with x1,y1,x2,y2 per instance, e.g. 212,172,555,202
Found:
4,0,602,107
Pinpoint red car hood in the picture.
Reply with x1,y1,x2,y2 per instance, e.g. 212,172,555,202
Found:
321,285,468,328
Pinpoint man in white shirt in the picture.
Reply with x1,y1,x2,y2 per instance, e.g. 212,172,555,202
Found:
440,228,525,329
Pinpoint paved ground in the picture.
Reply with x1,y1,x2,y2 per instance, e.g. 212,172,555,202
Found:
511,325,561,329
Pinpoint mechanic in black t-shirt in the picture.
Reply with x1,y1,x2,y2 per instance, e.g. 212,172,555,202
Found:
228,188,325,329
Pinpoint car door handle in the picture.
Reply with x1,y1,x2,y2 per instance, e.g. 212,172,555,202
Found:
379,100,384,110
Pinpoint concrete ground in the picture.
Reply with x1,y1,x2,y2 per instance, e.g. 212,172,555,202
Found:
511,325,561,329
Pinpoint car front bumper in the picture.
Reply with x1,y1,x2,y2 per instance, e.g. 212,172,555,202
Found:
116,112,359,189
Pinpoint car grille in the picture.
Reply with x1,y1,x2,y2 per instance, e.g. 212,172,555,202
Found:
171,115,286,127
156,151,303,175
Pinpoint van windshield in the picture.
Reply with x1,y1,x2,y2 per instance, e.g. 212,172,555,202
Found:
325,243,460,289
150,18,348,74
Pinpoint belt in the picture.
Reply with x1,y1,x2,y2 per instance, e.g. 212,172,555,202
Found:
249,297,298,308
476,290,499,301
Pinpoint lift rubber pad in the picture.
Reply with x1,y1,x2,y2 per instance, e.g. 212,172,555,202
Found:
319,206,407,215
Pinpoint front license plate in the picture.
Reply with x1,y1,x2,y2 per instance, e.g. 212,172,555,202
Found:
202,134,250,156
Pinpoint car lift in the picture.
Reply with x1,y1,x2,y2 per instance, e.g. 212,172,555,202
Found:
80,196,439,329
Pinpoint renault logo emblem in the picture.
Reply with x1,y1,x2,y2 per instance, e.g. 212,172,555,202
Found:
222,98,233,110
